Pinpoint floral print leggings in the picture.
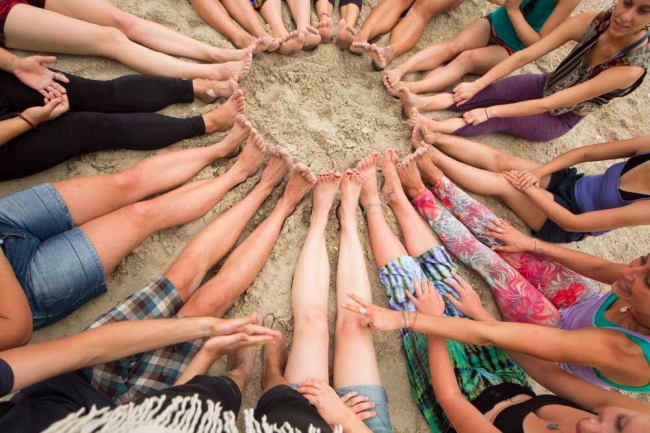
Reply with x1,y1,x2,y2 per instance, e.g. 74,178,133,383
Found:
413,176,601,327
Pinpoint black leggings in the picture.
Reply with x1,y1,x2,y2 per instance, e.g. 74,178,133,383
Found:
0,71,205,181
326,0,362,10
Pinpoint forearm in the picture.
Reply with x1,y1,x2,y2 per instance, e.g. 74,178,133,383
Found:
341,415,373,432
475,51,530,89
487,98,549,119
2,316,215,393
535,147,586,178
507,9,541,47
427,335,463,400
0,47,19,73
174,348,218,385
0,117,32,147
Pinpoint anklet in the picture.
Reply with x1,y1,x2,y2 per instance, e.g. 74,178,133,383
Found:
362,202,382,217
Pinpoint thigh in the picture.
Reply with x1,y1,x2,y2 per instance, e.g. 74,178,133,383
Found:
452,17,492,49
45,0,123,27
460,45,510,75
4,4,112,55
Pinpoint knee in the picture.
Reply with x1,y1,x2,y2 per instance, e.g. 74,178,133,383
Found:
453,50,479,72
335,312,366,338
126,199,161,229
111,10,141,36
164,252,209,299
96,26,130,53
490,154,522,173
409,0,440,19
294,307,329,337
446,39,469,57
110,167,146,201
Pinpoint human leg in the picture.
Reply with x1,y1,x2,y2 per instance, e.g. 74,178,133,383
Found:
350,0,414,53
45,0,252,63
335,3,361,50
178,164,317,318
398,151,561,326
283,172,340,384
369,0,464,70
314,0,334,43
383,18,491,91
259,0,306,54
220,0,279,51
4,5,251,80
79,129,266,278
190,0,260,50
285,0,321,50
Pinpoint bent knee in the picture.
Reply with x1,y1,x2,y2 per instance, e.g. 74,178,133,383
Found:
409,0,443,18
453,50,482,71
336,312,368,337
95,26,130,53
294,307,329,336
111,10,141,35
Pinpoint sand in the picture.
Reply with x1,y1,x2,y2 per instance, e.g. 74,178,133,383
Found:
2,0,649,430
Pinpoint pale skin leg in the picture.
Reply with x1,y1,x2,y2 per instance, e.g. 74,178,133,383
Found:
220,0,281,52
369,0,465,70
164,146,293,302
45,0,252,63
56,112,250,226
336,4,361,50
315,0,334,43
285,0,322,50
350,0,415,54
4,5,251,80
76,129,268,279
408,107,466,134
283,172,341,384
383,18,492,88
259,0,306,54
178,164,317,318
190,0,261,50
334,170,383,388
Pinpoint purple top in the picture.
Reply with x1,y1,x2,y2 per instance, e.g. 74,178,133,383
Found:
560,292,650,391
573,152,650,236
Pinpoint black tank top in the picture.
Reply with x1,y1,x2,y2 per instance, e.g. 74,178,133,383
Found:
471,383,586,433
619,152,650,201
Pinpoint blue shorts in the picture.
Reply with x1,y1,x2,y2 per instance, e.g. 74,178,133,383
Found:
336,385,392,433
0,184,106,329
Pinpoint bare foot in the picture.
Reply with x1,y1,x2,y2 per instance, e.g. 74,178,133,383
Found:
350,41,370,55
339,169,363,221
279,31,306,55
203,89,246,133
316,14,334,43
370,44,395,71
302,26,322,51
355,153,380,209
411,124,441,149
384,67,405,90
262,314,287,391
379,148,404,203
225,344,256,393
213,114,251,158
194,77,239,103
280,163,317,209
336,19,356,51
313,171,341,217
231,129,266,179
417,145,445,186
382,73,401,97
212,45,253,63
407,107,427,130
224,53,253,80
259,146,293,189
398,148,428,198
398,87,423,117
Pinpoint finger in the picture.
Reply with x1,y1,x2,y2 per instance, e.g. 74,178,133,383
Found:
342,302,368,316
346,292,369,307
42,98,62,114
348,395,370,407
38,89,49,98
492,245,515,253
299,378,326,389
53,72,70,84
236,323,282,337
340,391,359,403
425,279,435,295
413,278,422,298
405,290,417,304
216,315,256,334
452,271,472,291
51,88,62,99
302,394,317,406
52,81,67,94
357,411,378,421
445,293,462,308
351,401,376,413
296,385,321,396
35,55,57,65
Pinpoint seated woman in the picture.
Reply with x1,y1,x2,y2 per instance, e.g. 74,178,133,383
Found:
1,0,252,80
412,127,650,243
189,0,281,52
263,170,392,432
0,121,270,350
250,0,321,54
0,145,315,433
382,0,580,95
349,0,466,69
388,147,650,392
314,0,361,49
0,50,247,180
402,5,650,142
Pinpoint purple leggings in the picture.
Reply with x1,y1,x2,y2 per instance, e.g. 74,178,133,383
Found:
449,74,583,142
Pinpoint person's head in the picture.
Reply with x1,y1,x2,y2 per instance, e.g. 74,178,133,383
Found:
577,405,650,432
609,0,650,37
611,253,650,315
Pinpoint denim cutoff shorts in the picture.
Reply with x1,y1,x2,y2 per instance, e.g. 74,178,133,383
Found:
336,385,392,432
0,184,106,329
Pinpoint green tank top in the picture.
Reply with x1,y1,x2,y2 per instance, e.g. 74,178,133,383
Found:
489,0,556,52
593,293,650,392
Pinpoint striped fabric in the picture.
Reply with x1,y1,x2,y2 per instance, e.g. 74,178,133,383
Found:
543,8,650,115
82,276,203,404
379,248,530,433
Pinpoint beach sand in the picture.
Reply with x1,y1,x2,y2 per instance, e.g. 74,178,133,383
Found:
3,0,649,430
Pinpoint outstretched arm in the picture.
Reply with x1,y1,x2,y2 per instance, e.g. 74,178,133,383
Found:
0,314,278,395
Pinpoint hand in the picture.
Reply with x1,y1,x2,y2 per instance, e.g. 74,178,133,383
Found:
342,293,404,332
502,170,537,191
462,108,489,126
452,81,483,106
209,313,282,340
200,331,277,358
483,217,536,253
20,93,70,127
340,390,377,422
11,56,69,98
297,379,366,427
442,272,494,321
505,0,522,11
405,278,445,317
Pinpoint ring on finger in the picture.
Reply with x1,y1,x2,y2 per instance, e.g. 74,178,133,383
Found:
359,307,367,315
496,228,504,233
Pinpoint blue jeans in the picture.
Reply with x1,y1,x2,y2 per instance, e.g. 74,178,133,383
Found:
336,385,392,433
0,184,106,329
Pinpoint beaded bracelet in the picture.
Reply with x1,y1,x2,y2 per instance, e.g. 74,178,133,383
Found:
17,113,36,130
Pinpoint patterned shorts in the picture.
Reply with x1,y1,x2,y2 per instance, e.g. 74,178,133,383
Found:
81,276,203,405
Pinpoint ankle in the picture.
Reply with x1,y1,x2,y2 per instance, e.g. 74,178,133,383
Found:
224,370,249,394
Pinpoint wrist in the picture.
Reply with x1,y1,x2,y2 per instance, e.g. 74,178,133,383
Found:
5,56,19,74
18,111,38,128
202,317,220,338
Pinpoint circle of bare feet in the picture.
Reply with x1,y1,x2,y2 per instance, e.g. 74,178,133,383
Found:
19,0,650,429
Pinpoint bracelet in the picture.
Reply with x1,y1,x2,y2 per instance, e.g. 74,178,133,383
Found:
401,311,409,329
17,113,36,130
533,238,538,253
406,311,418,332
484,107,490,119
362,202,382,218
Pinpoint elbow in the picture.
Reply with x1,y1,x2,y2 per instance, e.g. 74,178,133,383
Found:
0,323,32,351
556,215,581,232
